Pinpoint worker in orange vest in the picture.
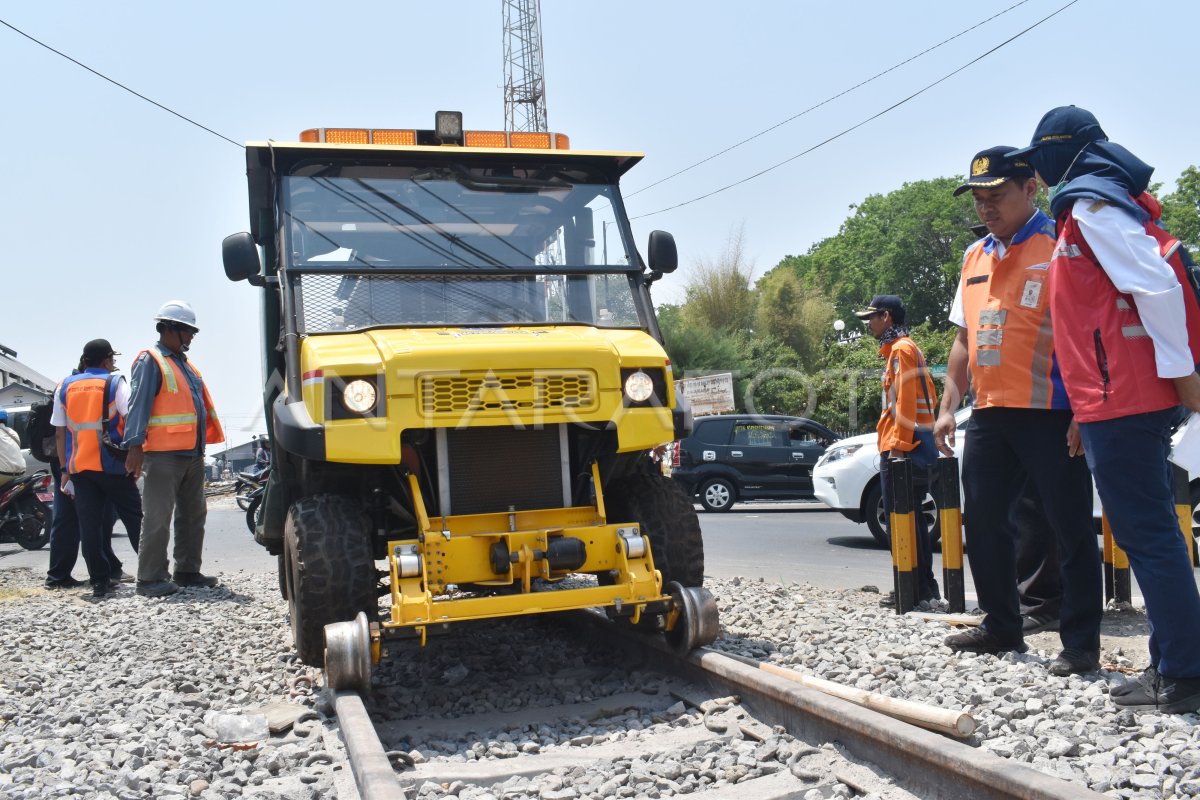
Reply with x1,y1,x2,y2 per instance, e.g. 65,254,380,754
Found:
123,301,225,598
57,339,144,599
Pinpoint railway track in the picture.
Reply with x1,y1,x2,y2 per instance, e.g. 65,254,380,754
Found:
326,612,1106,800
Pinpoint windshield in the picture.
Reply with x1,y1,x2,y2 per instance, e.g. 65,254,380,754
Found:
295,273,641,332
283,161,632,270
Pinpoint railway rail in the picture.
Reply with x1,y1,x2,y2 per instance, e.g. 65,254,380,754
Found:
326,612,1105,800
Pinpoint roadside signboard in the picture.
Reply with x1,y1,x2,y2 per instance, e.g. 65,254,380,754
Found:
676,373,735,417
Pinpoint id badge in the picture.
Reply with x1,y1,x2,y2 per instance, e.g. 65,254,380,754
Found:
1019,280,1042,309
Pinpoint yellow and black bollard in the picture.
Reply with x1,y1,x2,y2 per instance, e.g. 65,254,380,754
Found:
933,456,966,614
888,456,919,614
1101,512,1132,606
1172,465,1197,568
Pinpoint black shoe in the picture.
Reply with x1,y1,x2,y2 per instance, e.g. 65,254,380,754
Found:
173,572,219,588
109,571,135,584
1049,648,1100,676
1021,613,1060,634
944,626,1027,654
92,581,111,599
1112,665,1159,698
136,580,180,598
1112,674,1200,714
45,577,84,589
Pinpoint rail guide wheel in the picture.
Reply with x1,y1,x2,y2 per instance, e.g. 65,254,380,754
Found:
323,612,375,692
663,581,720,654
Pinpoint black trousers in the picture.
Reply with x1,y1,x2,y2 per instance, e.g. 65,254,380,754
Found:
962,407,1101,650
72,471,143,587
1013,479,1062,617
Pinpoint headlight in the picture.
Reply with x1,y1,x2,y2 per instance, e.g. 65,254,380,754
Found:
623,370,655,403
818,443,864,466
342,379,377,413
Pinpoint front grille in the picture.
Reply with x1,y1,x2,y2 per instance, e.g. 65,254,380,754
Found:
420,371,595,416
445,426,566,515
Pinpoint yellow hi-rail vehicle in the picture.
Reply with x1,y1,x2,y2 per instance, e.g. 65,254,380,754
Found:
222,112,718,688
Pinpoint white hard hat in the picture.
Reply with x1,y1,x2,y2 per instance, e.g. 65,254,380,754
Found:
154,300,198,330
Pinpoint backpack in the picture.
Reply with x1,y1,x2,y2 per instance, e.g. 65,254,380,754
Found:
26,400,56,463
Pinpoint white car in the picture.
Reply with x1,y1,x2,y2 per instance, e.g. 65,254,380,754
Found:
810,407,1176,547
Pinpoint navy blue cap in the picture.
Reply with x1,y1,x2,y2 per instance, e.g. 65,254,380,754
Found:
954,146,1036,196
1009,105,1107,158
854,295,905,324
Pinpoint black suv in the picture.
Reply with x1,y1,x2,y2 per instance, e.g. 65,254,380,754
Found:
671,414,839,512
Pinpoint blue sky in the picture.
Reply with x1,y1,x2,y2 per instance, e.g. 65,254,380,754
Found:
3,0,1197,445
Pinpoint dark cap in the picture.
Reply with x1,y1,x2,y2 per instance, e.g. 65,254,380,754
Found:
853,295,905,324
953,146,1036,196
1008,105,1107,158
81,339,120,365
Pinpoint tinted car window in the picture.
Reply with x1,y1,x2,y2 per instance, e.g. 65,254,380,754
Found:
692,418,734,445
732,423,780,447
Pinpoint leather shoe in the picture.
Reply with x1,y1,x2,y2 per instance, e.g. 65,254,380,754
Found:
944,626,1027,654
45,577,84,589
1021,613,1059,634
173,572,219,588
91,581,111,599
136,580,180,598
110,571,135,584
1049,648,1100,676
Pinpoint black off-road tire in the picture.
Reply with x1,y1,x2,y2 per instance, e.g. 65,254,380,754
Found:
607,474,705,588
283,495,377,666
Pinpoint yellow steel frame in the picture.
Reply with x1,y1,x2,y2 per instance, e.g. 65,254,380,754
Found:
383,463,667,644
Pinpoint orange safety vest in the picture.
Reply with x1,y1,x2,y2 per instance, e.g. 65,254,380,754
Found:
63,370,126,474
876,336,938,453
137,348,225,452
959,211,1070,410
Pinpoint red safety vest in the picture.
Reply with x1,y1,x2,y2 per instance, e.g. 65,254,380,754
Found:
137,348,225,452
1048,193,1200,422
62,371,126,474
959,213,1068,410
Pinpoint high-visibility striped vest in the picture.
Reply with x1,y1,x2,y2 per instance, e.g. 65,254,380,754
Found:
959,211,1070,410
1048,193,1200,423
62,370,126,475
876,336,938,453
136,348,225,452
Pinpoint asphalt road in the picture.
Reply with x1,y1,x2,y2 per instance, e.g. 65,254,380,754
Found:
0,496,948,597
4,496,1191,604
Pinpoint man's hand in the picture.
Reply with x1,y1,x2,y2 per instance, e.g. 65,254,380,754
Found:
125,443,144,480
933,411,957,456
1175,372,1200,413
1066,418,1085,457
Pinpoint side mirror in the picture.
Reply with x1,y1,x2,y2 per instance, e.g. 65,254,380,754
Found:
647,230,678,274
223,232,262,283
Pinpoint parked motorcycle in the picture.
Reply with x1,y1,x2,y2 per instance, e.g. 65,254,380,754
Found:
235,466,268,512
0,470,52,550
244,480,265,535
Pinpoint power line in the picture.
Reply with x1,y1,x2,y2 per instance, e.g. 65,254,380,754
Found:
625,0,1033,199
629,0,1079,221
0,18,243,149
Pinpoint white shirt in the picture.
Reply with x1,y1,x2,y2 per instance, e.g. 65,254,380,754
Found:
1071,198,1193,379
51,372,131,425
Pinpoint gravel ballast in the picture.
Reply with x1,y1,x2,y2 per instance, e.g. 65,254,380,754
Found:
0,565,1194,800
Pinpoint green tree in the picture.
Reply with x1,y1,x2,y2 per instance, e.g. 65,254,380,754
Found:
1160,165,1200,254
681,225,756,333
754,270,836,371
771,177,977,330
658,303,745,378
